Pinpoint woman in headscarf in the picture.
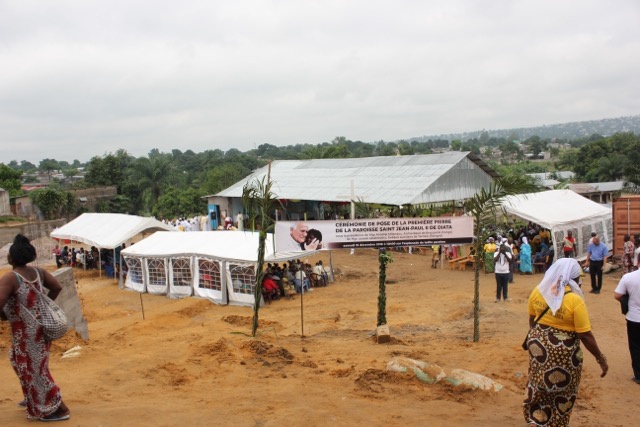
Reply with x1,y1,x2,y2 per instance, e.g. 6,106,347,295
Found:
519,236,533,275
483,237,497,273
0,235,71,421
623,234,635,275
523,258,608,426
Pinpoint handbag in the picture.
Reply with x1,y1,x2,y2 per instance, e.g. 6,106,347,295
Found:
14,270,68,341
522,306,550,350
523,290,573,350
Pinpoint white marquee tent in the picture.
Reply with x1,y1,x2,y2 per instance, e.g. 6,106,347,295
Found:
121,231,318,307
51,213,175,249
502,190,612,260
51,213,176,284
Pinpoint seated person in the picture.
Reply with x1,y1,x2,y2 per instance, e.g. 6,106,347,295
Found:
262,276,280,301
313,262,327,286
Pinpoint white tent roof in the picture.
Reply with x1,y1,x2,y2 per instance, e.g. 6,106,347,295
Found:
121,231,317,263
502,189,611,229
210,152,499,206
51,213,176,249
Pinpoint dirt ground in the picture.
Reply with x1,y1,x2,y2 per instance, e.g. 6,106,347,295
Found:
0,247,636,426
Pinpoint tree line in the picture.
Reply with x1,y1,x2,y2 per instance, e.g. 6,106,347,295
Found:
2,132,639,220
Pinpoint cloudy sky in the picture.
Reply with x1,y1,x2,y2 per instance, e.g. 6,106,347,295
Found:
1,0,639,164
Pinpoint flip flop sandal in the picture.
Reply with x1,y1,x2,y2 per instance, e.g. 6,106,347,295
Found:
39,412,71,422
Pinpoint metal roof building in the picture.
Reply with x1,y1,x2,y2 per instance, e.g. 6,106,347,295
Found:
206,152,499,223
213,152,498,206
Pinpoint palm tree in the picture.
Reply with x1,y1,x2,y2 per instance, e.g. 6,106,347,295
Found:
464,173,537,342
242,175,280,337
130,155,173,213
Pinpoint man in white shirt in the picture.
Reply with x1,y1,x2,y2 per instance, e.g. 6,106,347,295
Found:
614,270,640,384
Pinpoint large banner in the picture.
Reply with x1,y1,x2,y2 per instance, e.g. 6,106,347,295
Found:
275,217,474,252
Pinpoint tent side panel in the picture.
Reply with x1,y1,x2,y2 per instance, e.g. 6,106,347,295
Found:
168,257,194,298
145,258,168,295
124,256,146,293
226,261,258,307
551,213,613,261
193,257,225,304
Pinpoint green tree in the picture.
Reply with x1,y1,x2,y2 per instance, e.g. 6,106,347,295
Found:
450,140,462,151
0,164,23,196
85,150,133,192
464,173,537,342
202,163,251,195
130,155,174,213
29,186,71,219
154,187,206,219
39,158,60,180
242,176,280,337
377,249,393,327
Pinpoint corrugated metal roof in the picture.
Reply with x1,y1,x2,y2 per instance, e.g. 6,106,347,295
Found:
212,152,498,206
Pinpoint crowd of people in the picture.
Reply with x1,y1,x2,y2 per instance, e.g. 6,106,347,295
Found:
483,223,555,281
261,259,330,302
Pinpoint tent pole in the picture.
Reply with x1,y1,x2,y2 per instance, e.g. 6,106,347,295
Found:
99,251,102,277
329,251,335,283
300,283,304,338
139,293,146,320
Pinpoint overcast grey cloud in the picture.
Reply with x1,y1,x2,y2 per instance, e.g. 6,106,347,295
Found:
1,0,639,163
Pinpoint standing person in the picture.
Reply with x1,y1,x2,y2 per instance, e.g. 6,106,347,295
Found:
483,237,497,274
563,230,577,258
519,237,533,275
585,235,608,294
494,239,512,302
614,269,640,384
236,211,244,231
523,258,608,426
507,236,518,283
0,235,71,421
623,234,635,275
52,244,62,268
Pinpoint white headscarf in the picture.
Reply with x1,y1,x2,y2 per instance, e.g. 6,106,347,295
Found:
522,236,529,245
536,258,584,315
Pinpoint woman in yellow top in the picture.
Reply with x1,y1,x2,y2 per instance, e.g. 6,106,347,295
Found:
523,258,608,427
483,237,497,273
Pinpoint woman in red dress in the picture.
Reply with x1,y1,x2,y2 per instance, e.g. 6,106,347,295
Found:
0,234,71,421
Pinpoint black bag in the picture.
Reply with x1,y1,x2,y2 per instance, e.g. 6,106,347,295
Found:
620,294,630,315
523,306,551,351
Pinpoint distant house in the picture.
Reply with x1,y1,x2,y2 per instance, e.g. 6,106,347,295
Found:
526,171,575,189
568,181,625,204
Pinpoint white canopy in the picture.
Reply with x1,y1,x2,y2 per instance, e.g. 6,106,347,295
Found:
120,231,318,307
502,190,612,260
51,213,175,249
121,230,314,263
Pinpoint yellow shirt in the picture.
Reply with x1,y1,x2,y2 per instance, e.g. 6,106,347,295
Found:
483,243,496,254
539,229,550,241
527,287,591,333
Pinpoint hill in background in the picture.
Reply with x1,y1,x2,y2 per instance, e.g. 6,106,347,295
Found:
409,115,640,142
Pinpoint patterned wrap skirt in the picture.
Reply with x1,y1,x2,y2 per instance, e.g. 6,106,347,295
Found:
5,278,62,419
523,323,583,427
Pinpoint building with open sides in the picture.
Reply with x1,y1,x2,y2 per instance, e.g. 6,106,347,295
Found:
204,152,500,227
